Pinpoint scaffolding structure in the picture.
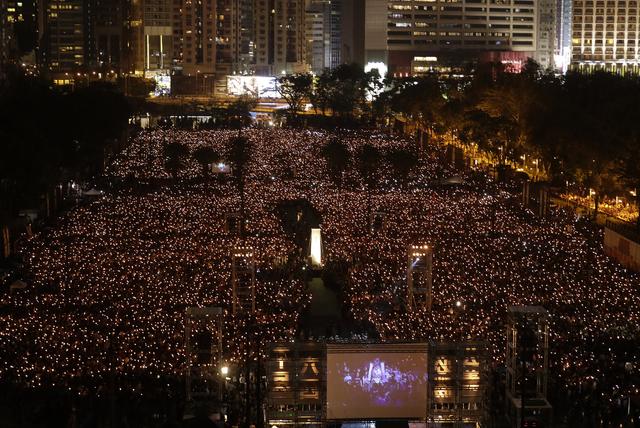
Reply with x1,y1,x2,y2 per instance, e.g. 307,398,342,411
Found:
231,245,256,315
505,306,552,427
265,342,326,428
185,306,223,403
407,244,433,311
427,341,489,427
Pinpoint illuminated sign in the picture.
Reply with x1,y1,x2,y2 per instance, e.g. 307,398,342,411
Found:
310,228,323,266
227,75,279,98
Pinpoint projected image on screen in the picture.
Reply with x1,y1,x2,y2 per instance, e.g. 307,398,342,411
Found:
327,347,428,419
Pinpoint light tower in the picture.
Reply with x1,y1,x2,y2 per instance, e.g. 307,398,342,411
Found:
185,306,223,403
308,227,323,267
505,306,552,427
407,244,433,311
231,245,256,314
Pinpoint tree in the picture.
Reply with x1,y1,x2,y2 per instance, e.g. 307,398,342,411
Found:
321,138,351,206
0,70,129,216
227,95,257,128
193,147,220,177
277,73,313,116
475,73,542,161
228,135,252,237
387,148,418,189
616,140,640,230
120,76,156,98
390,76,445,139
324,63,380,121
164,142,189,178
461,110,517,172
357,144,382,230
310,69,332,115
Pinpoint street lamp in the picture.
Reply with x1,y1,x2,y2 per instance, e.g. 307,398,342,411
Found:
220,365,229,376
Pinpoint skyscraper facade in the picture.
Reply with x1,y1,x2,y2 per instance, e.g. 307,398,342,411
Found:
1,0,39,65
361,0,557,76
40,0,85,72
89,0,126,71
305,0,341,74
173,0,216,76
1,0,12,66
536,0,556,69
555,0,572,71
254,0,306,75
571,0,640,74
306,0,327,74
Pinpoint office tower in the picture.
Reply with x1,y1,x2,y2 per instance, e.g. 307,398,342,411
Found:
305,0,327,74
363,0,386,69
571,0,640,74
39,0,128,75
327,0,340,68
141,0,172,75
361,0,558,76
340,0,363,65
40,0,85,72
305,0,342,74
89,0,125,72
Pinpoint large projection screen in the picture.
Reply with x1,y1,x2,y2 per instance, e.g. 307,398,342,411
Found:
327,344,428,420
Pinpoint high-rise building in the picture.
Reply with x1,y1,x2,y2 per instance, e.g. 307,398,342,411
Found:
141,0,172,75
39,0,128,75
555,0,572,71
360,0,558,76
254,0,306,75
536,0,556,69
1,0,38,66
237,0,254,71
305,0,328,74
340,0,364,65
305,0,342,74
173,0,216,76
1,0,10,67
215,0,240,75
89,0,126,72
327,0,340,68
40,0,85,72
571,0,640,74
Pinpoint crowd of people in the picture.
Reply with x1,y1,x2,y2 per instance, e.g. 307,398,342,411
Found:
0,128,638,415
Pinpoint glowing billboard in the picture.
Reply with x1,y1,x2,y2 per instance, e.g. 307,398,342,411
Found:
227,75,279,98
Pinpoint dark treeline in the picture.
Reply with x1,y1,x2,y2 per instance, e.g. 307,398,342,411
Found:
376,60,640,228
277,63,382,127
0,67,131,217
